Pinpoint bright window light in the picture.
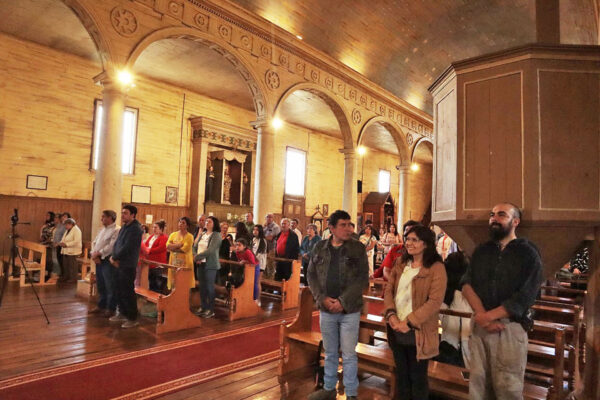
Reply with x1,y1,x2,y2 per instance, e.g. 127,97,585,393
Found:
92,101,138,174
285,148,306,196
378,170,391,193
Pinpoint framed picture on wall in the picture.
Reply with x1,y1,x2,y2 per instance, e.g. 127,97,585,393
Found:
165,186,178,204
322,204,329,216
131,185,151,204
26,175,48,190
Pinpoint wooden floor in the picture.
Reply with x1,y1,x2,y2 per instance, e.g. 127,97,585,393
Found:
0,279,297,380
155,362,394,400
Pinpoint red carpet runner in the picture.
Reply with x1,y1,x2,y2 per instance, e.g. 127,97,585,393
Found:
0,323,280,400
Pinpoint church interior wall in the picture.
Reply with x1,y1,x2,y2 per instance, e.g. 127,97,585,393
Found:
1,31,433,242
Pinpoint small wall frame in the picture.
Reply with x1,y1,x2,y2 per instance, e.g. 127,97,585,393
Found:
131,185,151,204
26,175,47,190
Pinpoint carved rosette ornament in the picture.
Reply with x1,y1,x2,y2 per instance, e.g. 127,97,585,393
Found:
325,77,333,89
240,35,252,49
219,24,231,40
260,44,271,58
194,13,208,29
111,7,138,37
352,109,361,125
168,1,182,17
265,69,280,90
406,133,414,146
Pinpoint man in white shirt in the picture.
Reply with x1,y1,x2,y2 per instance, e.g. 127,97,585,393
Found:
88,210,120,317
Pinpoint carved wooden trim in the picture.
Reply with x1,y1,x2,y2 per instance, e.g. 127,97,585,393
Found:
190,116,256,151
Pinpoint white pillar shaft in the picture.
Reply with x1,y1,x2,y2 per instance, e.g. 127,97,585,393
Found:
340,149,358,223
397,167,410,227
91,82,125,238
252,124,275,222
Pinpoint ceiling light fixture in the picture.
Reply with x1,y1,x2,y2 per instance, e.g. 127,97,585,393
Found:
272,117,283,130
357,146,367,156
117,70,135,87
411,163,419,172
296,35,303,40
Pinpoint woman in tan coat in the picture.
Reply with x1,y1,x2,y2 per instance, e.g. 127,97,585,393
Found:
383,224,447,399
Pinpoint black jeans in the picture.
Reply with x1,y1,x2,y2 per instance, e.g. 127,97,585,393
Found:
115,266,138,321
390,342,429,400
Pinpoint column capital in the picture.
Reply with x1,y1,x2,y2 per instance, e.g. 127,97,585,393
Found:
339,148,357,158
249,117,269,130
397,164,411,173
93,71,133,94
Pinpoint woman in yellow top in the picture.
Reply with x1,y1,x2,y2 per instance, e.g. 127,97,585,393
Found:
166,217,194,289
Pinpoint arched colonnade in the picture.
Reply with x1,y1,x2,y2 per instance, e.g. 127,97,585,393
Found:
58,0,433,233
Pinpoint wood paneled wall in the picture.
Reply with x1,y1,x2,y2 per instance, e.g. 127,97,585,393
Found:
0,195,188,260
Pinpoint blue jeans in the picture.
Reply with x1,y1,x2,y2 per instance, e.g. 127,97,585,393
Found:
96,258,116,311
319,310,360,396
199,267,217,312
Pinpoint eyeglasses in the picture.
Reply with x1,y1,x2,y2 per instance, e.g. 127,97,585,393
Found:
404,237,422,244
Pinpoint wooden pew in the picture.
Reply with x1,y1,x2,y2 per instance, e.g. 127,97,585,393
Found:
360,295,570,399
215,259,261,321
261,256,301,310
9,239,52,286
76,240,92,281
279,288,397,396
137,259,201,334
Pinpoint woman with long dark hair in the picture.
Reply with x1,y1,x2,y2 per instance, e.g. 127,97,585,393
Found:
194,216,222,318
383,225,447,399
235,221,252,245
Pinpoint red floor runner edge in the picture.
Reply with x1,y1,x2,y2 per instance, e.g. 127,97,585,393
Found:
0,324,280,400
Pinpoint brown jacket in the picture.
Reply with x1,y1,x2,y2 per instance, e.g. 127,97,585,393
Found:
383,259,447,360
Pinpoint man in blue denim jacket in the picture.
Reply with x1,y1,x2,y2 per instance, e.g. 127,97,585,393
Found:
307,210,369,400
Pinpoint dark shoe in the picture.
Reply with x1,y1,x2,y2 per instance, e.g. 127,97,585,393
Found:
200,310,215,319
194,307,204,315
307,388,336,400
102,310,115,318
88,307,105,314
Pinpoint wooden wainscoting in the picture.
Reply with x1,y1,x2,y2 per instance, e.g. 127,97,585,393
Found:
0,195,189,260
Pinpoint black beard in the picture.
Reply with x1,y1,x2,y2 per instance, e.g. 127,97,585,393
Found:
488,223,510,241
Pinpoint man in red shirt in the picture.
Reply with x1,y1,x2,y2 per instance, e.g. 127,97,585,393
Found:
275,218,300,280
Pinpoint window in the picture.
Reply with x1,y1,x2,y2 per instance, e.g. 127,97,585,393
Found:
92,100,138,174
284,147,306,196
378,169,391,193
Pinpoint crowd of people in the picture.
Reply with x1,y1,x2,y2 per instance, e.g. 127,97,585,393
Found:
39,202,550,399
306,203,544,400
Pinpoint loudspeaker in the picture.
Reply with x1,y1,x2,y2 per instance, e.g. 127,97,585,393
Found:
357,180,362,193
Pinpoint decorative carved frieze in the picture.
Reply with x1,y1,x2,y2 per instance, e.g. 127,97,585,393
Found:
130,0,433,138
190,116,257,151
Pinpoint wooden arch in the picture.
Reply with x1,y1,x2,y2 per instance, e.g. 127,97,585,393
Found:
357,116,411,166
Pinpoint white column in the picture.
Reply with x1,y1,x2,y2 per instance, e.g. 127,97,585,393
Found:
91,77,125,238
252,120,275,223
397,165,410,227
339,148,358,223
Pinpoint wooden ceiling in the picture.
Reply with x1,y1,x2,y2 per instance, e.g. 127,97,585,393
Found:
0,0,597,158
229,0,598,113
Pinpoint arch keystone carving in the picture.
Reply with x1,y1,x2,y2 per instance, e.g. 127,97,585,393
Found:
110,7,138,37
265,69,280,90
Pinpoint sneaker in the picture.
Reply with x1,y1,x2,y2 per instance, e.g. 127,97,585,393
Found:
194,307,204,315
121,320,139,329
200,310,215,319
109,313,127,322
307,388,337,400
